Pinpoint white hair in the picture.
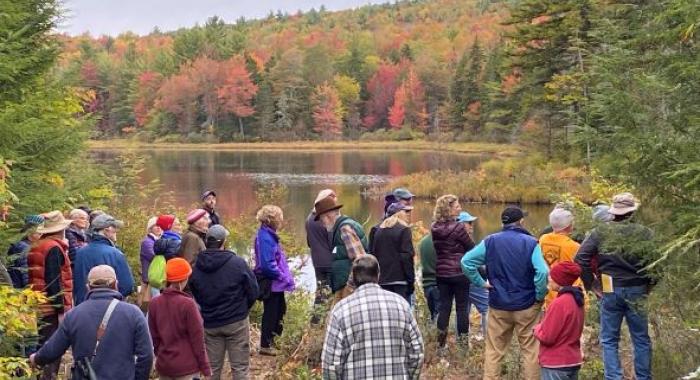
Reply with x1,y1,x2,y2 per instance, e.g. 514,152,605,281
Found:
68,208,89,220
549,208,574,232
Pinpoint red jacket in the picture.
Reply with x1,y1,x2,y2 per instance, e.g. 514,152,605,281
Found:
147,288,211,377
534,287,584,368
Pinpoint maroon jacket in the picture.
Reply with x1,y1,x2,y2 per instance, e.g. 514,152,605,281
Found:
147,288,211,377
534,287,585,368
431,221,474,277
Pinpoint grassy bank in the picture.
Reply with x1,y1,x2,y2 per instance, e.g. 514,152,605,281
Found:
87,139,519,156
378,156,595,204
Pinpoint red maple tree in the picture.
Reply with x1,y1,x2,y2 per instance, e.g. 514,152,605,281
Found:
217,56,258,137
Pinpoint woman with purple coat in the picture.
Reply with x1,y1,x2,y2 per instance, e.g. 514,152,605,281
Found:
254,205,295,356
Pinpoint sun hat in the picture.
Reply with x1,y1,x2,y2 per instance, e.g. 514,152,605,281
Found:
206,224,230,243
549,208,574,232
156,214,176,231
609,192,639,215
501,206,528,225
386,202,414,217
166,258,192,282
21,214,45,233
550,261,582,287
201,190,216,201
87,265,117,287
91,214,124,231
36,211,72,234
314,196,343,221
186,209,208,224
393,188,415,200
457,211,478,223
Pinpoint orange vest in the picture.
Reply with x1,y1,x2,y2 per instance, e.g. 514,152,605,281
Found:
28,238,73,316
539,232,585,309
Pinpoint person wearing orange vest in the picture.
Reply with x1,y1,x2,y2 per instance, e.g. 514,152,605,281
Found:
28,210,74,380
539,207,583,309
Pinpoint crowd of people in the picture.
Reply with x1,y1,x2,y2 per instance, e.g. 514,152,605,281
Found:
0,186,656,380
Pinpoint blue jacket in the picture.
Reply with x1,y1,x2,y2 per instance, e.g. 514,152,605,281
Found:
190,249,259,329
7,238,30,288
73,235,135,305
462,225,549,311
253,225,295,293
34,289,153,380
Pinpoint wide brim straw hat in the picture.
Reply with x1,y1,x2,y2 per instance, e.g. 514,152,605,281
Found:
36,211,72,234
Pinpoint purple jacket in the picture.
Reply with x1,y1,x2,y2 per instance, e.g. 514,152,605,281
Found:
432,221,474,277
254,225,295,293
139,234,157,283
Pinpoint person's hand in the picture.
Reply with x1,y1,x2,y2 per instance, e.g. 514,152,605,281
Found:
29,354,37,369
484,281,493,289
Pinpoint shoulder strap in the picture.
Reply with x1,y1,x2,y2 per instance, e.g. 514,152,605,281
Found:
93,299,119,357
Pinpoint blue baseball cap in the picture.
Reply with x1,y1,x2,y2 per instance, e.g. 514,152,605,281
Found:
457,211,477,223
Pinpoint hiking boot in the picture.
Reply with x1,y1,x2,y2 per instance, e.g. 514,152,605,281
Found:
259,347,277,356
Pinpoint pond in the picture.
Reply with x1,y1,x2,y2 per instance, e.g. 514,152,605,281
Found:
94,148,554,290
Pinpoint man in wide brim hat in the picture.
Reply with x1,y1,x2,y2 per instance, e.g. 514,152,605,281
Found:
608,192,640,216
35,211,72,235
313,196,344,221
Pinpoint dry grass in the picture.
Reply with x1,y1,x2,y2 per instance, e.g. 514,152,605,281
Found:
87,139,520,156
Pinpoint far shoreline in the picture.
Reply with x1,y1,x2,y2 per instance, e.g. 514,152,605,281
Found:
87,139,521,156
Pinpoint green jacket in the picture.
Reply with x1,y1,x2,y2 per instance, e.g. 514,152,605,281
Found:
419,234,437,287
330,215,368,293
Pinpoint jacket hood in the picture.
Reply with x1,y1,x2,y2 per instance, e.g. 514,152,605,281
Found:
196,249,235,273
431,221,463,240
558,286,584,307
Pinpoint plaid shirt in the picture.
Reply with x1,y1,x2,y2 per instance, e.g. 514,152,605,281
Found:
322,283,424,380
340,224,366,260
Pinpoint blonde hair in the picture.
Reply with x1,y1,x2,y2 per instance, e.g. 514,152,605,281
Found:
257,205,284,229
433,194,459,223
380,211,410,229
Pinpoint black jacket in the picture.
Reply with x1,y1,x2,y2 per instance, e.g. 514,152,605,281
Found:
190,249,259,328
369,224,415,285
575,221,655,289
305,212,332,269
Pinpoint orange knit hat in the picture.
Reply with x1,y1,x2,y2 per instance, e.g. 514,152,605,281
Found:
166,258,192,282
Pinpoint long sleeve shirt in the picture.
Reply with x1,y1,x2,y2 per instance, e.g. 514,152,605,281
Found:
322,284,423,379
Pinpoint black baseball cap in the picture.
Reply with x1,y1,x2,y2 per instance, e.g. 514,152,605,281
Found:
201,190,216,200
501,206,528,224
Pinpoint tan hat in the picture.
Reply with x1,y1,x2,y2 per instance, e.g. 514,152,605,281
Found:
88,265,117,287
609,192,640,215
36,211,72,234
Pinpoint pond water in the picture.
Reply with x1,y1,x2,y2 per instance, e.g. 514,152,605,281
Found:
94,148,554,290
94,149,552,237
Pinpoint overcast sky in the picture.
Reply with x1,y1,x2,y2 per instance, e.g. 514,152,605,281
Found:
59,0,383,36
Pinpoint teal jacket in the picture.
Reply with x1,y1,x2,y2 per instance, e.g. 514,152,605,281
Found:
330,215,368,293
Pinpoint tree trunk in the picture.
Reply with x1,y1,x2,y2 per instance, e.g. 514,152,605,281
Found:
238,117,245,138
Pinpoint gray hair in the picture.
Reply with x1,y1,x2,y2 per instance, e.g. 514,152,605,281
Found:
68,208,89,220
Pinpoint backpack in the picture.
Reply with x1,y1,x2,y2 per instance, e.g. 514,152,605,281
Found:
148,255,166,290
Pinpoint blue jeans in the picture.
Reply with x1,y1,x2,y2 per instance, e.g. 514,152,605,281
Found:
600,285,651,380
541,367,579,380
467,285,489,336
424,284,440,322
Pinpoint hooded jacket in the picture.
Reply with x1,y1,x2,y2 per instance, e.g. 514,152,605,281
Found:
33,289,153,380
431,221,474,277
154,236,181,261
534,286,585,368
189,249,259,328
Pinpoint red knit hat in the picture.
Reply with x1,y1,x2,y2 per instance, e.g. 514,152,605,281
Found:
186,208,207,224
550,261,582,287
166,258,192,282
156,214,176,231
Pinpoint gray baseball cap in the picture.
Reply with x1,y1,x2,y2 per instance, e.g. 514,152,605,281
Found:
206,224,230,242
91,214,124,231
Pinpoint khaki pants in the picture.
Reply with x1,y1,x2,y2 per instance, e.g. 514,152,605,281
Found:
205,317,250,380
483,304,541,380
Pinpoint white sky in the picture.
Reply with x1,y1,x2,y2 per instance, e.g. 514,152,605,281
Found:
59,0,384,36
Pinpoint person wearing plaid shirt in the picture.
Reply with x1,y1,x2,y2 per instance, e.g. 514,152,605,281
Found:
322,255,424,380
